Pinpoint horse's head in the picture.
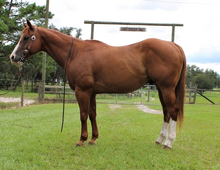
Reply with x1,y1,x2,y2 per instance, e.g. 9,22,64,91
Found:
10,20,41,66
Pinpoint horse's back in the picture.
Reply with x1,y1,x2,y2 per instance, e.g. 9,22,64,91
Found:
72,38,185,93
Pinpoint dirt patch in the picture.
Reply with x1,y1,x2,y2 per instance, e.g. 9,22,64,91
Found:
136,105,162,114
109,104,162,114
0,97,35,107
109,104,121,110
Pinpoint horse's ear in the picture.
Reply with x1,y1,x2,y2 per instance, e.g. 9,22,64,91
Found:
26,19,34,30
23,21,28,28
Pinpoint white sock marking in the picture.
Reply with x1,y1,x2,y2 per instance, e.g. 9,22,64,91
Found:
156,121,168,144
164,119,177,148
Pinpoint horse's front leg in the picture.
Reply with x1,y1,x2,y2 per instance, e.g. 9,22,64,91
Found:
88,94,99,145
75,88,91,147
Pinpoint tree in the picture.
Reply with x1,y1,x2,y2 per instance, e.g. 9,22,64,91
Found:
0,0,54,82
186,64,204,86
186,64,220,89
0,0,82,89
0,1,54,58
192,74,213,89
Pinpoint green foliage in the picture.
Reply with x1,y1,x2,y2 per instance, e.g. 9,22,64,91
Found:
193,73,213,89
0,0,82,85
0,0,53,80
186,64,220,89
0,104,219,169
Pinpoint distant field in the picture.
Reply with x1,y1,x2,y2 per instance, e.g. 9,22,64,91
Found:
0,103,219,169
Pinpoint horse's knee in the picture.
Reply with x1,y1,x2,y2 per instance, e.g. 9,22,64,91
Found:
80,112,88,122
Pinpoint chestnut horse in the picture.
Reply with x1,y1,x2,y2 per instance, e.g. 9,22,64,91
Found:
10,20,186,149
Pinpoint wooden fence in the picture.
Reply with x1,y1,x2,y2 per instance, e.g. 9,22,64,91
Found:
38,85,210,105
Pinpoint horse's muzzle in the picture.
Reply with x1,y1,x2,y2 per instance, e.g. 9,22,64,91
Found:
10,54,24,66
10,49,28,66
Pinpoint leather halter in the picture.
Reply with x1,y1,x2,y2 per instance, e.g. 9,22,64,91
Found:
20,26,37,62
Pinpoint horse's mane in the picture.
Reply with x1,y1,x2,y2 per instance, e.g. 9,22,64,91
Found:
85,39,109,46
85,40,102,43
46,28,72,38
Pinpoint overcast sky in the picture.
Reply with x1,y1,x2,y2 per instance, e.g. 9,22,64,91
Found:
27,0,220,73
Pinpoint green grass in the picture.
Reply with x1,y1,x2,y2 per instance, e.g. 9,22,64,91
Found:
0,101,20,109
195,91,220,104
0,90,38,100
0,103,219,169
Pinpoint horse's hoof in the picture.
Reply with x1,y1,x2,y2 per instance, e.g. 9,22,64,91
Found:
88,141,96,145
163,145,171,149
155,141,161,145
75,143,83,147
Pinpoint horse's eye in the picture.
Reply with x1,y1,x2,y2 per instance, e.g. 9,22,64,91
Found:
23,36,29,41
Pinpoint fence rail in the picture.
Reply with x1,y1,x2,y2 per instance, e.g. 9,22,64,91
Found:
0,79,220,105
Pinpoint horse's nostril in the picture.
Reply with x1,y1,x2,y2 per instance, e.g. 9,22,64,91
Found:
11,55,15,60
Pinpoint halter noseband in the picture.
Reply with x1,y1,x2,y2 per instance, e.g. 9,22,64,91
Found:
20,26,37,62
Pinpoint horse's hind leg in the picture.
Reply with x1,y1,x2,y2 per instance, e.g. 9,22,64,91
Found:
88,94,99,145
155,88,170,145
156,88,179,149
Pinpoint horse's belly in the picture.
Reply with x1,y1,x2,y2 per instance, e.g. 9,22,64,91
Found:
94,73,147,94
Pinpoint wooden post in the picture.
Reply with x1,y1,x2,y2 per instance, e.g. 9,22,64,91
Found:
192,84,197,104
189,82,192,103
21,80,24,106
141,87,143,104
41,0,49,102
147,90,150,102
38,83,42,102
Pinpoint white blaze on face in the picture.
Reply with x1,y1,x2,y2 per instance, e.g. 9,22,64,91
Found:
10,38,22,66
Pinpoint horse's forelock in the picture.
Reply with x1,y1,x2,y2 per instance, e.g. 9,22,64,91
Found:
21,27,29,35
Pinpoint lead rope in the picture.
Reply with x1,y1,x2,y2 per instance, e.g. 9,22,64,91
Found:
61,38,74,132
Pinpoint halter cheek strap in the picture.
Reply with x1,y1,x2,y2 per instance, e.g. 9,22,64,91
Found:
27,26,37,51
21,26,37,62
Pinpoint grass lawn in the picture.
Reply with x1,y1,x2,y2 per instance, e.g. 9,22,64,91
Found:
0,103,219,169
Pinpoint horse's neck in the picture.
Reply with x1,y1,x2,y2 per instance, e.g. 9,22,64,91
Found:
39,27,73,68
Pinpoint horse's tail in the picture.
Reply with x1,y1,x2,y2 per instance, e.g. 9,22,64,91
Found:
175,44,186,130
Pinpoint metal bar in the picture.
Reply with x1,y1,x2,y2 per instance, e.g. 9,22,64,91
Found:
91,22,94,40
84,20,184,27
171,25,175,42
